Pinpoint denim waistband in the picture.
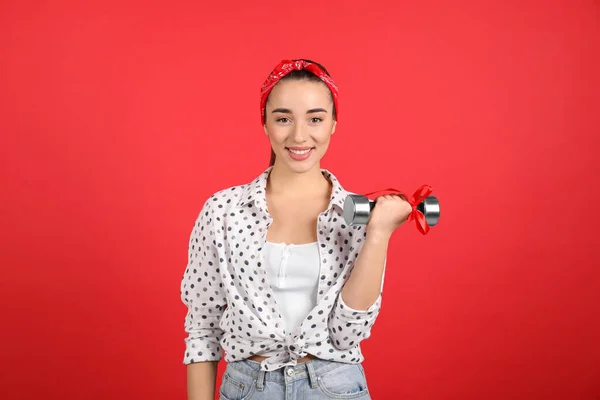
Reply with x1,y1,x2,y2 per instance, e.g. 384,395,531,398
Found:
227,357,356,384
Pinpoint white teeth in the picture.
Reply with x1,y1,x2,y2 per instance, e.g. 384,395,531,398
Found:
288,148,311,155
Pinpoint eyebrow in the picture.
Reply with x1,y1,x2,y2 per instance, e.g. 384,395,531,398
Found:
271,108,328,114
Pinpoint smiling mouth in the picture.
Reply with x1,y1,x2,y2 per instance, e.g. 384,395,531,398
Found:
286,147,314,154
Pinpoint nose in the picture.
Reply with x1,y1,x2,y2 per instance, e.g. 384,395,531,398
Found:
291,122,308,142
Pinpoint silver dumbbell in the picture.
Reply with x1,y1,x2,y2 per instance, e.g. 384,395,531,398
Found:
343,194,440,226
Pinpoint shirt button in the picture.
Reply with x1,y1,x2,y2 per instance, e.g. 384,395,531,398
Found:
286,368,294,376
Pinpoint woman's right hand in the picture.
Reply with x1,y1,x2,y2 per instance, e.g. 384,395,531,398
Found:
187,361,218,400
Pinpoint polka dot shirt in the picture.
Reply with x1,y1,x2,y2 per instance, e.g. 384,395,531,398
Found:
180,166,387,371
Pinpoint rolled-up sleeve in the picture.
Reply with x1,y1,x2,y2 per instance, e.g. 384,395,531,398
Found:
328,257,386,350
180,199,226,364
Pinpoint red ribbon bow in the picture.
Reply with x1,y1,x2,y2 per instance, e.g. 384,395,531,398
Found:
363,184,434,235
260,59,339,125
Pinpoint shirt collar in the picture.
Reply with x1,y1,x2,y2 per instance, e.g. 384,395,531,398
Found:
236,165,348,214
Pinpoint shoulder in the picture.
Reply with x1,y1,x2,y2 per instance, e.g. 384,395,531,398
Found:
199,167,263,214
190,184,245,235
200,184,246,213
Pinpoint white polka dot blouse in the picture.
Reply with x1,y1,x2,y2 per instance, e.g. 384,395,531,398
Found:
180,166,387,371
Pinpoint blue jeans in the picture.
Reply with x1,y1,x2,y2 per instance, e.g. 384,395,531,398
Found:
219,358,371,399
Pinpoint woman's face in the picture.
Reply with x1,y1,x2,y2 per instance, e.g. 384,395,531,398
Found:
264,79,337,172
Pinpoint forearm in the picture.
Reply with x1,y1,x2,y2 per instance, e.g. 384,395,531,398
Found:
341,230,390,310
187,361,218,400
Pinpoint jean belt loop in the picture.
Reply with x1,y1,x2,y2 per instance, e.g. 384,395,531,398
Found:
256,369,266,391
306,360,319,389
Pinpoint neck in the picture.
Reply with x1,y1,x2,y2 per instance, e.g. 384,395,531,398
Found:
266,162,330,199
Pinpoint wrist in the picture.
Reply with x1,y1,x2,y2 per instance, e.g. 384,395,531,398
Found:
365,229,392,244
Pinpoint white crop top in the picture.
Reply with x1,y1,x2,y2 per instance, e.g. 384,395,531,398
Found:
259,241,320,357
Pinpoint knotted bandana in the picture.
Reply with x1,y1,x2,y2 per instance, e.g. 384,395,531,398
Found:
260,59,339,125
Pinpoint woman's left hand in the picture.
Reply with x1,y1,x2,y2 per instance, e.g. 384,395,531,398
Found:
365,194,413,238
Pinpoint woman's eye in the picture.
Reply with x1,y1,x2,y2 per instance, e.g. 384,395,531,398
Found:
310,117,323,123
276,117,290,123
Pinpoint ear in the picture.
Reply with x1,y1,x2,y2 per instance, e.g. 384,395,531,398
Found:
264,124,268,135
331,120,337,135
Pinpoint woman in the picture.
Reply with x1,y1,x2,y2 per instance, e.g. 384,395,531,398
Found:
181,59,412,400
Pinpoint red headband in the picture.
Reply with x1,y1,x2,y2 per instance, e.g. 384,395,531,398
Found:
260,59,339,125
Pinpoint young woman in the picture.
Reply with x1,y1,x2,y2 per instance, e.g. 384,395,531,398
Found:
181,59,412,400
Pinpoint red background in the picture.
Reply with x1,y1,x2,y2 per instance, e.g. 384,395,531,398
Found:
1,0,599,399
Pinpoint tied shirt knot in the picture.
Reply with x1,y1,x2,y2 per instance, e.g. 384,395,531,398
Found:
261,326,307,370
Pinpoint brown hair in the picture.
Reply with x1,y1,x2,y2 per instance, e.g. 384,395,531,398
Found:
265,59,337,167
